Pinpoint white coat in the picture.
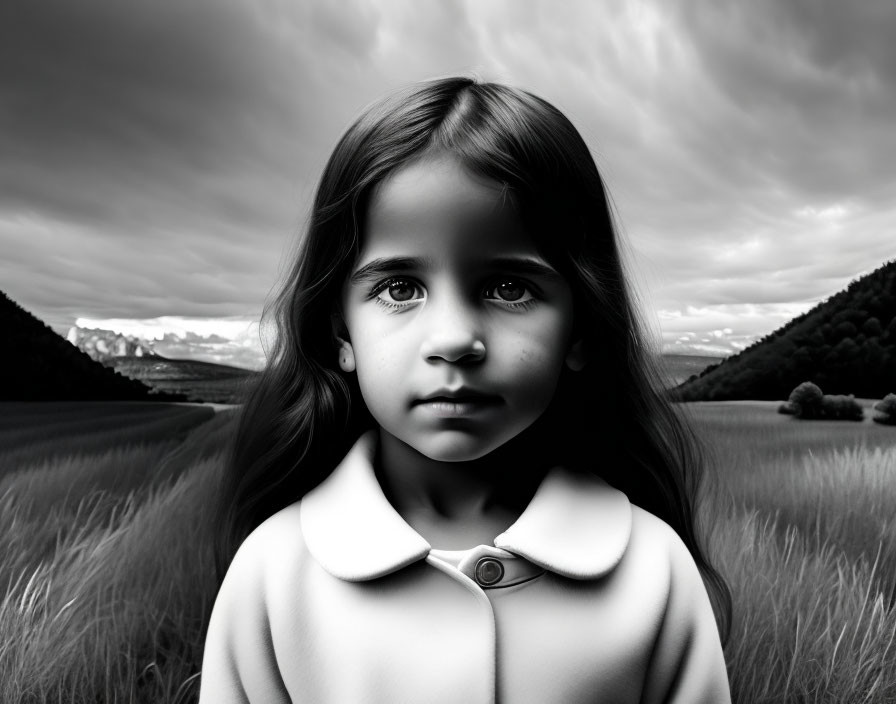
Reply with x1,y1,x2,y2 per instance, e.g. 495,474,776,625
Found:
198,431,731,703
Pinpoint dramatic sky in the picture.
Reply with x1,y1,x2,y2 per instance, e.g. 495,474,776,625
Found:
3,0,894,369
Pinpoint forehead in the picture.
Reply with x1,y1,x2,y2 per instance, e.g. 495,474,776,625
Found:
360,153,539,262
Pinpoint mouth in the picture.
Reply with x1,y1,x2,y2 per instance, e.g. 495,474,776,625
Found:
414,389,503,416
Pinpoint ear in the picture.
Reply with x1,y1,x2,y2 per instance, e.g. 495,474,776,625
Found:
337,338,356,373
331,311,356,373
565,339,587,372
330,312,355,372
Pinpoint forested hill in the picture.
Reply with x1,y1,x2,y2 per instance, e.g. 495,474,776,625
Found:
0,290,183,401
673,259,896,401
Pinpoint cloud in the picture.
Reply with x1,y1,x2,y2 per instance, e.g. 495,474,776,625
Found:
657,302,815,355
0,2,296,225
153,333,266,371
2,0,894,365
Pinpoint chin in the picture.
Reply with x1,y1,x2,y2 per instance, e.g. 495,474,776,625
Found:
409,431,513,463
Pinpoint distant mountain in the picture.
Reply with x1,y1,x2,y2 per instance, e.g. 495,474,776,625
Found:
67,325,158,363
673,260,896,401
0,291,184,401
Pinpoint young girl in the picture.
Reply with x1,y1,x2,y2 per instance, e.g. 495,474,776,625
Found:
199,77,731,703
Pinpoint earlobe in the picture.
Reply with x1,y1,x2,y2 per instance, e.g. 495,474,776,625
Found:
331,311,356,373
337,338,356,373
565,339,587,372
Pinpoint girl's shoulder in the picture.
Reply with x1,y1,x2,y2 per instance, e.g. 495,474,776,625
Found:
243,500,306,549
628,503,687,550
624,503,709,593
222,501,308,586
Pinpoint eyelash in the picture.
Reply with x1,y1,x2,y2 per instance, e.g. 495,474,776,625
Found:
369,278,538,310
370,279,421,310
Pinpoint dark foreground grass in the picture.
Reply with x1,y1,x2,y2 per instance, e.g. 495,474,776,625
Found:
0,402,214,481
0,401,894,702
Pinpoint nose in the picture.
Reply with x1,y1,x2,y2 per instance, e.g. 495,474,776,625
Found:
419,297,486,365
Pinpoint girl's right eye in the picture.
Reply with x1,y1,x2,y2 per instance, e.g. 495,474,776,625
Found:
372,278,424,307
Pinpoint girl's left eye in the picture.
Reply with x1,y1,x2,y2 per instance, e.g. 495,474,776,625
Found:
484,280,535,305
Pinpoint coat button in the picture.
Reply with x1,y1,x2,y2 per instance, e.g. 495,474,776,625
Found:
475,557,504,586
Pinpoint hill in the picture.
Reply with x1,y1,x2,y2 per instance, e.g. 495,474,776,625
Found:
108,356,259,403
0,291,184,402
673,260,896,401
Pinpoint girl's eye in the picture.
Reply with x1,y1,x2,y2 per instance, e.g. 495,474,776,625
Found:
374,278,423,306
484,280,535,305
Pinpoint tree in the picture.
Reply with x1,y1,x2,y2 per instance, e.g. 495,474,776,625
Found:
886,316,896,341
833,321,858,340
863,317,883,337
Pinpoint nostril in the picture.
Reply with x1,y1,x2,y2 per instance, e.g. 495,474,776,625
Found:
422,338,486,364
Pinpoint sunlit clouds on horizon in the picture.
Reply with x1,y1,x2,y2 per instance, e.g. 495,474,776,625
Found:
73,316,267,370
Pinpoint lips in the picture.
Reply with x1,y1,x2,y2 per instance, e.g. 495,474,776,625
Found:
414,388,502,416
416,387,501,404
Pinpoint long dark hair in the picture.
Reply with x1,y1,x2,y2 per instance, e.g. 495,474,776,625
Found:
213,76,731,641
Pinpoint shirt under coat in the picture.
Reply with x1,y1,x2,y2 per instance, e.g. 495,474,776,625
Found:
199,430,731,703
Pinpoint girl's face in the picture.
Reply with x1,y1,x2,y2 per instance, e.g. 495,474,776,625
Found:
340,153,583,462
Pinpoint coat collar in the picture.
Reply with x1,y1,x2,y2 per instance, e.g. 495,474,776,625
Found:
299,431,632,582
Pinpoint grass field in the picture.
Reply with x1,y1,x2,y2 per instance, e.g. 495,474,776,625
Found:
686,401,896,702
0,403,221,703
0,400,895,702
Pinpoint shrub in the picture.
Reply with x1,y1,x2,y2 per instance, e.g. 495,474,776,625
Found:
788,382,823,419
785,382,863,421
820,394,864,421
872,393,896,425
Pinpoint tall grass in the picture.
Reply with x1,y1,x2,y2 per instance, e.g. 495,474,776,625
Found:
1,402,895,702
728,446,896,598
691,402,896,600
711,509,896,702
0,441,181,588
0,458,220,703
688,402,896,701
0,409,233,703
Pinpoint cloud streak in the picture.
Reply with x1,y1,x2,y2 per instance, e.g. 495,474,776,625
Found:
2,0,893,366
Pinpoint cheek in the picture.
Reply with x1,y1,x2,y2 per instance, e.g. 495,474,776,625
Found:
498,336,567,409
351,332,415,410
504,318,570,369
353,329,412,372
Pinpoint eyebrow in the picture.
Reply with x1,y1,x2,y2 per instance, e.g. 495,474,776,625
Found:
348,256,561,285
349,257,431,285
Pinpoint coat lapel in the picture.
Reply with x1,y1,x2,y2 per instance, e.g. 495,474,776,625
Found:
300,431,431,581
300,430,632,582
494,466,631,579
